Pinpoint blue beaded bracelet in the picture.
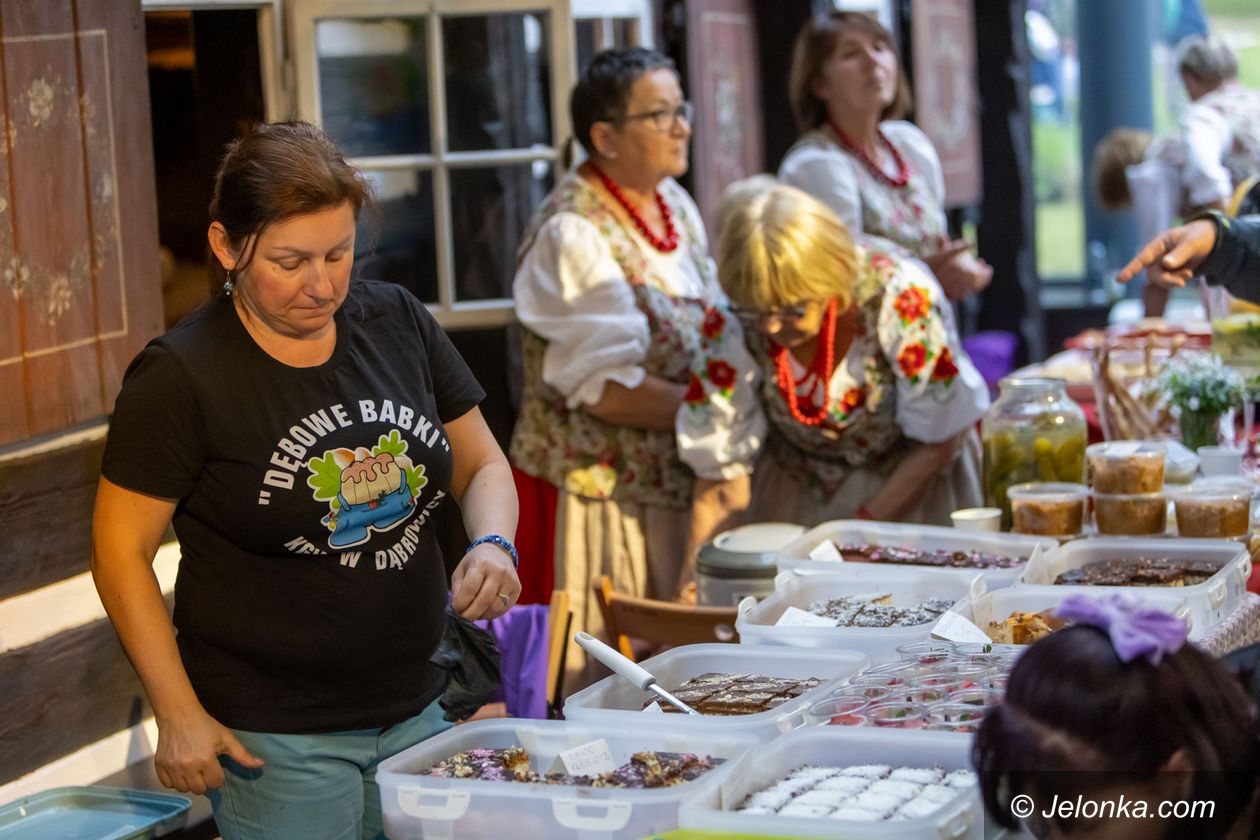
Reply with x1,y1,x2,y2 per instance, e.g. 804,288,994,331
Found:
466,534,519,569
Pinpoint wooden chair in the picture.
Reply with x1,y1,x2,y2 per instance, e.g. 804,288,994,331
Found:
546,589,572,717
592,576,738,661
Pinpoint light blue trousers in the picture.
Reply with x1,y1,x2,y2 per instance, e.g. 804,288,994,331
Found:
207,699,451,840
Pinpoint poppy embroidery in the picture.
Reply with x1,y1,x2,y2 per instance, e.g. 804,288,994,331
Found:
931,347,960,382
685,372,706,404
702,307,726,340
707,358,737,390
893,286,931,324
898,343,928,378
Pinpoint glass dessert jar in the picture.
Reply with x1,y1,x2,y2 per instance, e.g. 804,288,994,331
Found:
983,378,1087,528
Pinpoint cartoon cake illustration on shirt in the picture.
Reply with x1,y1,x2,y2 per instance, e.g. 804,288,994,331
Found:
307,432,428,548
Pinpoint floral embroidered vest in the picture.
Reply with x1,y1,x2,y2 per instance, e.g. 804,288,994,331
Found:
510,175,715,510
1197,84,1260,190
786,127,946,259
750,249,910,500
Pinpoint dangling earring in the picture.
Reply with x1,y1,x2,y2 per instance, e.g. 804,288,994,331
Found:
223,269,234,296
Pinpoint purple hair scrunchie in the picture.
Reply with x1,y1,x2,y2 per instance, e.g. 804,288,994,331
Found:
1054,592,1189,665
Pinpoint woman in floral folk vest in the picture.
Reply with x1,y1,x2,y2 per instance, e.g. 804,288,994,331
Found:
778,11,991,302
511,48,731,690
678,182,988,529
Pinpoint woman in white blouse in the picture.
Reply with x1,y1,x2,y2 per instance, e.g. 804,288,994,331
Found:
778,11,991,302
679,182,988,531
511,48,726,689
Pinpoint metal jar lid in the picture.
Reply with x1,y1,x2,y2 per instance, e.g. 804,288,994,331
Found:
696,522,807,579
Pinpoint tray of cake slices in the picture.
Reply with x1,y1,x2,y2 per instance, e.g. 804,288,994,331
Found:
1017,537,1250,630
562,644,867,742
775,520,1058,590
376,719,757,840
735,569,984,659
948,585,1197,646
677,727,982,839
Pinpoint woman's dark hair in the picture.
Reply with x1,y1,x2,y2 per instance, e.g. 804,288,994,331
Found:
974,626,1260,838
208,121,377,282
788,11,912,134
570,47,677,156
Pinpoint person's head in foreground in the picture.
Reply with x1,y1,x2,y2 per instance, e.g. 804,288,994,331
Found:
1177,34,1239,101
1092,128,1154,211
974,593,1260,839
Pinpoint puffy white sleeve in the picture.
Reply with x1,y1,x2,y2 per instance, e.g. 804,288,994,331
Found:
1125,159,1181,246
675,305,767,480
876,259,990,443
885,121,949,231
513,213,649,408
778,144,863,232
1180,103,1233,207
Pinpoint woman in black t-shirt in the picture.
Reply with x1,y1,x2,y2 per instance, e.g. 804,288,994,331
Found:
91,122,520,840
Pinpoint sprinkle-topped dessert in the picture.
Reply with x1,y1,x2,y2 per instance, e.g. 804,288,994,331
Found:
419,747,723,788
834,543,1023,569
642,672,825,715
808,593,954,627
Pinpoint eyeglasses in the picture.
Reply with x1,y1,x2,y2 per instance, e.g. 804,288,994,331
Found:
729,303,810,326
616,101,694,133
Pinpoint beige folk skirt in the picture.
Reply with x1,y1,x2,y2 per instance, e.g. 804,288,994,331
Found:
554,492,689,693
747,430,985,528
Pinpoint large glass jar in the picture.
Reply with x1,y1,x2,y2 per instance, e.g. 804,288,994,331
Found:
982,377,1087,528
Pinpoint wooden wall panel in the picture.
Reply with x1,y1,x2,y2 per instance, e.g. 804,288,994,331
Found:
0,599,170,786
0,433,104,599
0,0,162,446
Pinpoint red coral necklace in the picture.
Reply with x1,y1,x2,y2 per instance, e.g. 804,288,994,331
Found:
588,161,680,253
771,298,838,426
828,119,910,188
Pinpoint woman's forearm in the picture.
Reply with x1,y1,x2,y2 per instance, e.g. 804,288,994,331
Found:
458,459,519,544
863,433,964,521
586,375,687,431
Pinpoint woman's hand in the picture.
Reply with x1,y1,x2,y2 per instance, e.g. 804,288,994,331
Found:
451,543,520,620
1116,219,1218,289
154,707,263,795
924,239,993,300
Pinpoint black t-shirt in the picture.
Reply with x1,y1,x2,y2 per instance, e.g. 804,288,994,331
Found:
101,280,485,733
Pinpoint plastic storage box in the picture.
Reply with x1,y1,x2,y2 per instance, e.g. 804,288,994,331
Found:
376,719,758,840
775,520,1057,589
736,569,984,661
678,726,982,839
0,787,190,840
563,644,868,742
1018,537,1250,629
949,585,1196,644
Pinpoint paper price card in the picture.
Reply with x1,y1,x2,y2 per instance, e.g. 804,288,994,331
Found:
553,739,617,776
808,540,844,564
775,606,839,627
931,611,992,643
642,701,664,713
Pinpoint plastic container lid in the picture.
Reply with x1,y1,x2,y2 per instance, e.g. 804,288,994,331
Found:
1086,441,1167,463
0,787,191,840
1007,482,1089,502
697,522,806,578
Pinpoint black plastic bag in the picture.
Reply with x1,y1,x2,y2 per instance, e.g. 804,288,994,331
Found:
428,605,502,722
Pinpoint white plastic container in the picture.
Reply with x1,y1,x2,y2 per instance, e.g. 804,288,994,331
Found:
736,569,984,661
775,520,1057,590
1019,537,1250,629
950,585,1197,644
376,719,757,840
563,644,867,742
678,726,982,839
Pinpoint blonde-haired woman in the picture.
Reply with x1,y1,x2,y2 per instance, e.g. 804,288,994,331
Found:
679,182,988,526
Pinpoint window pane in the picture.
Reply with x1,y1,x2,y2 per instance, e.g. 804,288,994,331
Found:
450,162,554,301
316,18,430,157
1029,0,1083,280
575,19,600,74
611,18,640,47
443,14,552,152
355,169,437,303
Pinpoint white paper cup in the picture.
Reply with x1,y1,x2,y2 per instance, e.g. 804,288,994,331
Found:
1198,446,1243,478
951,507,1003,532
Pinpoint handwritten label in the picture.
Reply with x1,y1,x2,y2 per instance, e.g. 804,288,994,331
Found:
776,606,839,627
808,540,844,564
551,739,618,777
931,611,993,643
642,701,663,714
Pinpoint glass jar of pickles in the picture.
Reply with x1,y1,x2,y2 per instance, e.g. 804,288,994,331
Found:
983,377,1087,528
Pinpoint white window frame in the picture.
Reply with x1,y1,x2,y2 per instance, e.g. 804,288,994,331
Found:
290,0,573,329
140,0,290,121
571,0,654,49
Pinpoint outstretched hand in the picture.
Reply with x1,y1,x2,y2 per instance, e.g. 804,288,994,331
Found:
1116,219,1218,289
925,238,993,300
